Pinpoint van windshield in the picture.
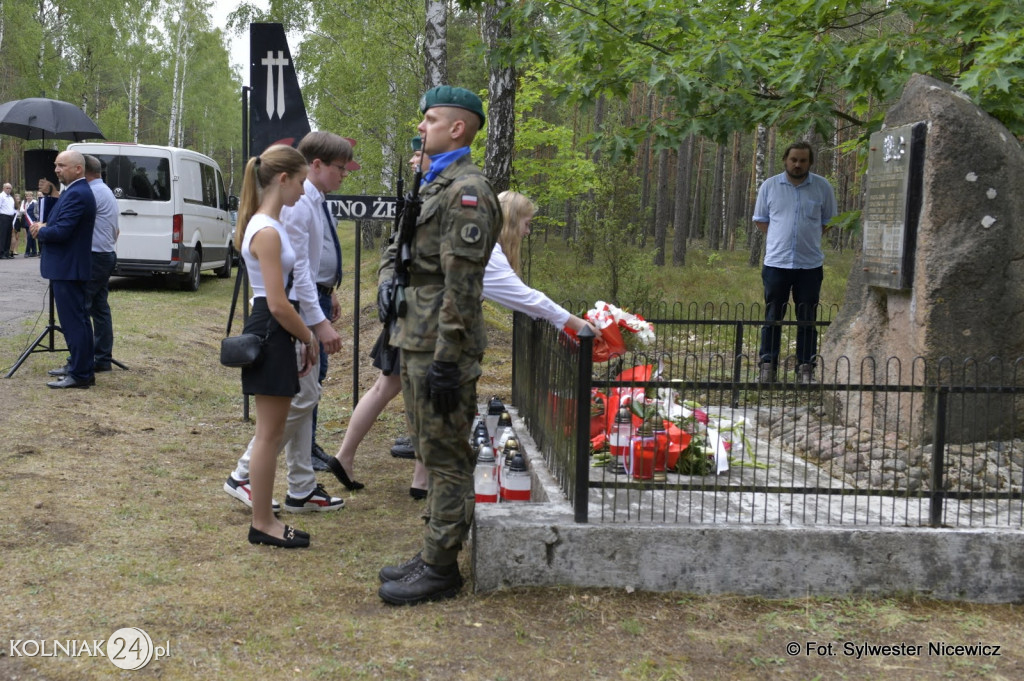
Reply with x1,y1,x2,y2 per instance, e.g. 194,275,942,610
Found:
93,154,171,202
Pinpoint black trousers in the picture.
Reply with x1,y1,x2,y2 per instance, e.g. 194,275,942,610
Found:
0,214,12,255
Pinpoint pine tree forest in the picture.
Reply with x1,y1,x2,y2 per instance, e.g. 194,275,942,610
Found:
2,0,1022,285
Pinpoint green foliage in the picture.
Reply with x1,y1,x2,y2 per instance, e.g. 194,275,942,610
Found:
510,69,600,204
0,0,241,187
473,0,1024,158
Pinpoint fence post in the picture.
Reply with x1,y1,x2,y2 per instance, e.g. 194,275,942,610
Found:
732,321,743,408
929,388,948,527
574,326,595,523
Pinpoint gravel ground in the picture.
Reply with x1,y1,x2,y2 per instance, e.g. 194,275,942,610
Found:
0,253,50,339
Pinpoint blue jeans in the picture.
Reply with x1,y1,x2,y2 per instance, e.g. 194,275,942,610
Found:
311,290,333,447
85,251,117,366
759,265,823,366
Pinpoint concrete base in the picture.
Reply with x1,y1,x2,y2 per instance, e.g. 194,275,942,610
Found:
473,506,1024,603
472,408,1024,603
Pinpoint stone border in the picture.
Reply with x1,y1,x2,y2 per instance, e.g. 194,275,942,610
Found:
472,407,1024,602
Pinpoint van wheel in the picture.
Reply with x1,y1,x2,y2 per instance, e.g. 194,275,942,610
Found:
215,244,232,279
180,251,201,291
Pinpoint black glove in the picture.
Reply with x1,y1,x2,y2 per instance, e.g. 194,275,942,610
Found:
377,281,393,323
426,361,461,414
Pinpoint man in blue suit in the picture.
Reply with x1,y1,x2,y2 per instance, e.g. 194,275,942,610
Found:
29,150,97,389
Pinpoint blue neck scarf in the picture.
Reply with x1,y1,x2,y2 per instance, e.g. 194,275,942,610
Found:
422,146,471,186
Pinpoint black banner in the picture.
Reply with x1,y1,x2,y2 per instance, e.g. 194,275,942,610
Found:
249,23,310,156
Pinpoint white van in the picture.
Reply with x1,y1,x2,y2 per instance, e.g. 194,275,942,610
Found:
68,143,236,290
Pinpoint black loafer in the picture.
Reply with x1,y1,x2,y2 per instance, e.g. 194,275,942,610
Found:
248,525,310,548
47,375,94,389
326,456,365,490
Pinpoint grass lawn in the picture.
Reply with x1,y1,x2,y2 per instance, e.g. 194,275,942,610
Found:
1,233,1021,680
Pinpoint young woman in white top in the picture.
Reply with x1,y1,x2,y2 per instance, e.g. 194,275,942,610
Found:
326,154,598,496
234,144,319,548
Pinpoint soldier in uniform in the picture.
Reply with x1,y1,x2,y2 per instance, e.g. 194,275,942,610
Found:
377,86,501,605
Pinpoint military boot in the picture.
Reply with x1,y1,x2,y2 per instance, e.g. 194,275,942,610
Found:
378,552,424,583
378,560,463,606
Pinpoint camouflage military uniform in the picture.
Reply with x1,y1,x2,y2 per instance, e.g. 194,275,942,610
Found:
387,152,500,567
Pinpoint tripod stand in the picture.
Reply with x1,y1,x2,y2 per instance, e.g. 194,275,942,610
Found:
4,283,128,378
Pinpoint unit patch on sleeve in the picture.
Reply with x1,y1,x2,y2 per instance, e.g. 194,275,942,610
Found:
461,194,478,208
460,223,482,244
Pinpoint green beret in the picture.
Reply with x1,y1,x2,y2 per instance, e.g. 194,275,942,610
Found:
419,85,486,127
411,136,422,151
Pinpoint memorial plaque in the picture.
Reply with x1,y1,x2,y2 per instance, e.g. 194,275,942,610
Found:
862,122,926,289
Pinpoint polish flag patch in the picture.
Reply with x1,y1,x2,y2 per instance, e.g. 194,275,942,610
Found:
461,194,478,207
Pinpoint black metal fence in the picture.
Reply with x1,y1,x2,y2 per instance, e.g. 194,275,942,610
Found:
510,305,1024,529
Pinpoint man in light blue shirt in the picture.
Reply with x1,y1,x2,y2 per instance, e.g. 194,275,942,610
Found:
753,141,837,383
85,155,119,371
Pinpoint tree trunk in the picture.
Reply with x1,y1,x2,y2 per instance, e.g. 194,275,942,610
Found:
672,134,694,267
708,143,725,251
483,0,514,194
424,0,447,90
689,138,705,242
581,96,605,265
639,91,654,247
652,145,669,266
725,131,743,250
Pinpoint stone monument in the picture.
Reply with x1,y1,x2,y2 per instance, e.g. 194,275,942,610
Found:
821,74,1024,441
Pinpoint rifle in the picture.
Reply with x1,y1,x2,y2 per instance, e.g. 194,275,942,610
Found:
391,138,425,318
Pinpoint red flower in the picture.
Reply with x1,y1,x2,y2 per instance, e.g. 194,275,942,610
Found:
694,409,709,425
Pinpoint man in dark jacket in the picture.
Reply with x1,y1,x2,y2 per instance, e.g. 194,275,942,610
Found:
30,150,97,389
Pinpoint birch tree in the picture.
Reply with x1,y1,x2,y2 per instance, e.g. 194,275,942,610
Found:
424,0,446,89
482,0,514,193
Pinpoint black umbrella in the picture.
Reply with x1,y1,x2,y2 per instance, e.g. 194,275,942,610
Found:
0,97,104,141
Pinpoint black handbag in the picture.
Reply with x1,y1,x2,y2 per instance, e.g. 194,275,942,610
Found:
220,332,264,368
220,262,268,368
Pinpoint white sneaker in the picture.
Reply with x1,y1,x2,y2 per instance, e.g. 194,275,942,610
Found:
283,483,345,513
223,475,281,512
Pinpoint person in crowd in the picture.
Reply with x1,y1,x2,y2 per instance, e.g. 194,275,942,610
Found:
753,141,837,384
372,86,501,605
30,151,97,389
84,157,120,371
18,191,37,258
0,182,16,258
49,156,120,378
10,191,23,256
21,191,38,257
309,139,362,472
231,144,321,548
225,133,352,532
327,152,599,499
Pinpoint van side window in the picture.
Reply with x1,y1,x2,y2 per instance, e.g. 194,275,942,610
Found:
102,155,170,201
215,168,228,210
200,164,220,209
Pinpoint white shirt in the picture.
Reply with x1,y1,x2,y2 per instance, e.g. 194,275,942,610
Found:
0,191,14,216
280,178,327,326
242,214,295,300
89,178,119,253
482,243,570,329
